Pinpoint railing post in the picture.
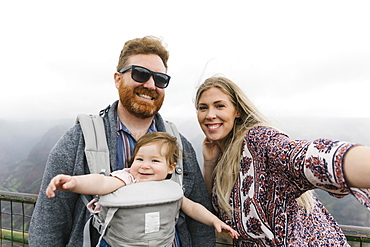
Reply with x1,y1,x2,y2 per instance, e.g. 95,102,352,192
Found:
0,191,37,245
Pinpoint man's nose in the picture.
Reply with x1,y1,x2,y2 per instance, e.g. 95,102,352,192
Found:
142,76,156,90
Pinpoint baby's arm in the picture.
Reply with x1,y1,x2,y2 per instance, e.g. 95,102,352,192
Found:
46,174,126,198
181,197,239,239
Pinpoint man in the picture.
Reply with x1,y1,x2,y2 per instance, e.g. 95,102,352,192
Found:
29,36,215,246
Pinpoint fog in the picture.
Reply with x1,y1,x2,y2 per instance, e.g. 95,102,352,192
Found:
1,0,370,129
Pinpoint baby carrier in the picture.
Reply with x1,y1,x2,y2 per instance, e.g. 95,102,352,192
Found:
76,114,184,247
95,180,183,247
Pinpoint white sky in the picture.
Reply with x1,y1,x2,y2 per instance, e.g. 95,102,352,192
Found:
1,0,370,126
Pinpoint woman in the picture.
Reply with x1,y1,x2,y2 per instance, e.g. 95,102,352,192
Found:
195,76,370,246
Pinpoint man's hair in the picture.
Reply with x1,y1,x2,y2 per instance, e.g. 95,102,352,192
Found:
128,132,179,168
116,36,169,71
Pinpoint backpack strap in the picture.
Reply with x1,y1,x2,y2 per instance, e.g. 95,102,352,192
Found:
76,114,110,175
83,212,106,247
96,208,118,246
164,120,183,188
164,121,186,226
77,114,111,247
82,215,93,247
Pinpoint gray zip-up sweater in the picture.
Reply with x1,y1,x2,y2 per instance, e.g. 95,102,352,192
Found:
29,101,215,246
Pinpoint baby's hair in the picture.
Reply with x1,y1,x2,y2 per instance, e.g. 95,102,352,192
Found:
128,132,179,168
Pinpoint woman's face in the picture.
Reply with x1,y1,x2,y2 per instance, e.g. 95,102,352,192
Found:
197,87,240,142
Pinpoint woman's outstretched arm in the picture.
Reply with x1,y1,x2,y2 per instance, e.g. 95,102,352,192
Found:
343,145,370,188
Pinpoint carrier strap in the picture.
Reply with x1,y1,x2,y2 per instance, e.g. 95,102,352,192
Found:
77,114,111,247
164,121,183,187
96,208,118,246
83,214,106,247
76,114,110,175
83,216,92,247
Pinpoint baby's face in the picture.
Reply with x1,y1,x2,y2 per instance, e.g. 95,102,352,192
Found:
130,143,174,182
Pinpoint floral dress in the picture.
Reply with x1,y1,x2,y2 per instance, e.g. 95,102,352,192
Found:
212,126,370,246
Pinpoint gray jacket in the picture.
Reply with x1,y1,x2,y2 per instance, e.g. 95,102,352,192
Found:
29,101,215,246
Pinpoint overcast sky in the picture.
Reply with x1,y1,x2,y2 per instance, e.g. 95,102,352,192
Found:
1,0,370,129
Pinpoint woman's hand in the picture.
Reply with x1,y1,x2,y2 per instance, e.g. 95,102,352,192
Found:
202,138,222,163
202,138,222,195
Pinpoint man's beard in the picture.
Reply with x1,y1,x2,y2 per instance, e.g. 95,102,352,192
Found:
118,83,164,119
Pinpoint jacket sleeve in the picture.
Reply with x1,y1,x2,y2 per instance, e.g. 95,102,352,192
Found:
29,125,90,246
178,134,216,247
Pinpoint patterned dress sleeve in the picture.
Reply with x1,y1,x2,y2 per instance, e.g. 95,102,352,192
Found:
304,138,370,209
264,127,370,210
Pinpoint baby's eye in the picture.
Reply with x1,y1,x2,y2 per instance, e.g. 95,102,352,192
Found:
136,158,144,161
152,159,160,163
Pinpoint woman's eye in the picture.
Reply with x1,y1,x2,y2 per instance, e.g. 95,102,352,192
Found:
198,106,207,110
216,104,225,108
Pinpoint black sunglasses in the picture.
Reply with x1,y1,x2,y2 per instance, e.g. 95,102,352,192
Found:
118,65,170,89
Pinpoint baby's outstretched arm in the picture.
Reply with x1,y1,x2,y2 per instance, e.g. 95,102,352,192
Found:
181,197,239,239
46,174,126,198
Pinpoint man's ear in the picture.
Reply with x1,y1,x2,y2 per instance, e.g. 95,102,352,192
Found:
114,72,121,89
168,162,177,174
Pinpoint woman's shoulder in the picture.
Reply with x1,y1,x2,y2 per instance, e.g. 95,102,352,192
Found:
245,126,289,144
247,126,285,137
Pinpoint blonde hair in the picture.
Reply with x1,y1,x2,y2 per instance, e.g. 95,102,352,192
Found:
195,76,313,215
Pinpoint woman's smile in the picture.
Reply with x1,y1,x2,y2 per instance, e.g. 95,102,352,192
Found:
197,87,239,142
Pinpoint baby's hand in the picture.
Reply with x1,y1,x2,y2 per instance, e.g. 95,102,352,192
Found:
46,174,76,198
214,220,239,239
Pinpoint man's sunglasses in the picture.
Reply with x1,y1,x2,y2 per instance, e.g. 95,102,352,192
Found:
118,65,171,89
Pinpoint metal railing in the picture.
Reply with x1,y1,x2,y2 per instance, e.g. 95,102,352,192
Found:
341,225,370,247
0,191,37,246
1,190,370,246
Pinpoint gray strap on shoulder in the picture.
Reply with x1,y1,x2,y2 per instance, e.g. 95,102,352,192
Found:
76,114,110,175
164,120,183,187
77,114,111,247
83,216,92,247
96,208,118,246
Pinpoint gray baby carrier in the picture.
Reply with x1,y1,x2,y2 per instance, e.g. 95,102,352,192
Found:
96,180,183,247
76,114,184,247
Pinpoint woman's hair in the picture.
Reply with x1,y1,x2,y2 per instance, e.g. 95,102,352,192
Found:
128,132,179,169
195,76,313,215
116,36,169,71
